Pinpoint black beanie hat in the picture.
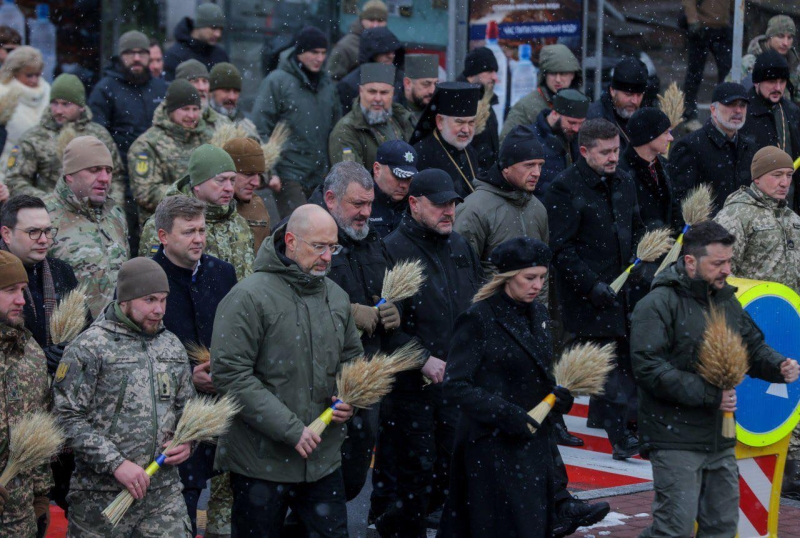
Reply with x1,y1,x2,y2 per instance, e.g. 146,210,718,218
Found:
463,47,498,78
490,237,553,273
753,50,790,84
627,107,671,147
295,26,328,55
499,125,545,169
611,57,648,94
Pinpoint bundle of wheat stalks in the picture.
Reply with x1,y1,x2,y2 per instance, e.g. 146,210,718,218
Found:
211,123,249,148
308,341,427,436
102,394,241,526
49,284,89,345
658,82,685,130
474,87,494,135
656,184,714,275
0,87,21,126
185,342,211,364
376,259,427,306
528,342,616,433
696,306,749,438
609,228,674,293
263,121,290,173
0,412,64,487
56,124,78,159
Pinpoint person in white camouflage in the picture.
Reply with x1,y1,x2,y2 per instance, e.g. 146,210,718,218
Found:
2,74,126,205
128,79,210,226
715,145,800,497
45,136,129,318
53,257,195,537
139,144,253,280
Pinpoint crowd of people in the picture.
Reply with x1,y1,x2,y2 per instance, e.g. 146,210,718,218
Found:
2,1,800,537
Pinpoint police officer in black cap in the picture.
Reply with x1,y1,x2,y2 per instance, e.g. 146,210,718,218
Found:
586,56,649,154
411,82,483,199
458,47,501,171
373,168,483,537
370,139,418,238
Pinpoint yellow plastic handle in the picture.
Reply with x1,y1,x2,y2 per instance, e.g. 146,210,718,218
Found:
319,407,334,426
544,393,557,407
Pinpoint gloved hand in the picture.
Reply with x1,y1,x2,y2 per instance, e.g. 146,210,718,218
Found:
351,303,379,337
589,282,616,308
372,296,401,331
688,21,703,36
553,386,575,414
0,484,8,515
33,495,50,538
500,406,539,439
44,343,67,376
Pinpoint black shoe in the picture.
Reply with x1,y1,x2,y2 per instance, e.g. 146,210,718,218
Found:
554,497,611,535
612,433,640,460
554,421,584,447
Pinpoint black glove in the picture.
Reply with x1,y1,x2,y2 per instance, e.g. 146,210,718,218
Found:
553,386,574,415
44,343,67,375
589,282,616,308
500,406,539,439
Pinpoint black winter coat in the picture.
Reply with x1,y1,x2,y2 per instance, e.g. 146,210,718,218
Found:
384,214,483,391
617,145,681,231
88,63,169,157
586,90,632,154
530,108,580,201
24,257,79,349
163,18,230,80
336,27,405,112
414,133,479,199
739,88,800,212
369,182,407,239
439,291,555,538
545,158,643,337
153,248,237,353
668,118,756,215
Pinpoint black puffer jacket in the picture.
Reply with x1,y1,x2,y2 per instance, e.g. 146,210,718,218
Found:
337,27,405,112
163,17,230,80
88,62,169,157
631,260,785,454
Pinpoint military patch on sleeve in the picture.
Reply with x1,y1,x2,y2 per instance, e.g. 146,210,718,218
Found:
6,145,19,168
149,244,160,255
55,361,70,383
135,153,150,176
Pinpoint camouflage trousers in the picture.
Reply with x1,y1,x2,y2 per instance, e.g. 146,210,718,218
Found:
789,422,800,461
206,472,232,534
66,482,192,537
0,506,36,538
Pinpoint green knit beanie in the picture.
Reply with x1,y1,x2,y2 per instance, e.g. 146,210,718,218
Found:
50,74,85,106
209,62,242,91
189,144,236,187
195,3,226,29
165,79,201,113
175,59,209,82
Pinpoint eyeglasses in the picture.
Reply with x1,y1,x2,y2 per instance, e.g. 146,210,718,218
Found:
295,235,342,255
16,227,58,241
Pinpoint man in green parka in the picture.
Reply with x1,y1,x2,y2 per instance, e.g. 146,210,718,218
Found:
631,220,800,537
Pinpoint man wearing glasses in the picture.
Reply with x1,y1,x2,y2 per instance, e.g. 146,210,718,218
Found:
138,144,254,281
212,203,362,537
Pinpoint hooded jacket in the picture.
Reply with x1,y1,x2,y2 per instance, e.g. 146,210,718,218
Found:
327,19,365,81
336,27,405,111
714,184,800,292
54,303,195,491
500,45,582,142
138,175,254,281
212,228,363,483
163,17,230,80
88,61,169,157
252,47,341,188
631,261,785,454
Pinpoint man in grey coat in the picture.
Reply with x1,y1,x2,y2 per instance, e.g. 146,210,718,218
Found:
212,204,362,537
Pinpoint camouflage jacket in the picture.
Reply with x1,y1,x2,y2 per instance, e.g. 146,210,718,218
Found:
53,302,195,492
715,184,800,292
45,178,130,318
138,176,254,280
209,103,260,141
127,102,211,222
2,108,126,205
0,323,51,536
203,105,230,136
729,36,800,105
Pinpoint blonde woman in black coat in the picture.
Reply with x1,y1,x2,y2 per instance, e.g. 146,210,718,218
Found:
438,237,574,538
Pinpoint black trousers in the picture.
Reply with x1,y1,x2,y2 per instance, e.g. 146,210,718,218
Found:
374,386,458,537
230,469,348,538
49,451,75,515
341,406,379,501
684,26,733,118
178,442,217,536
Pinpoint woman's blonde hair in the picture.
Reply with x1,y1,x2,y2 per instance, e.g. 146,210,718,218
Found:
472,269,522,303
0,46,43,84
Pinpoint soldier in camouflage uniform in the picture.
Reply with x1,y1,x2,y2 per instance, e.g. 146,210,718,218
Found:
45,136,129,318
2,74,126,206
53,257,196,537
714,146,800,496
139,144,254,280
174,59,231,137
209,62,260,140
0,251,52,538
128,80,210,226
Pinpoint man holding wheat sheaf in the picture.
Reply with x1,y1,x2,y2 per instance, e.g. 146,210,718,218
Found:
631,220,799,537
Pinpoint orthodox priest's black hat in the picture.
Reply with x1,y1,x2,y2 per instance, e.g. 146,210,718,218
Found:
410,81,482,144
